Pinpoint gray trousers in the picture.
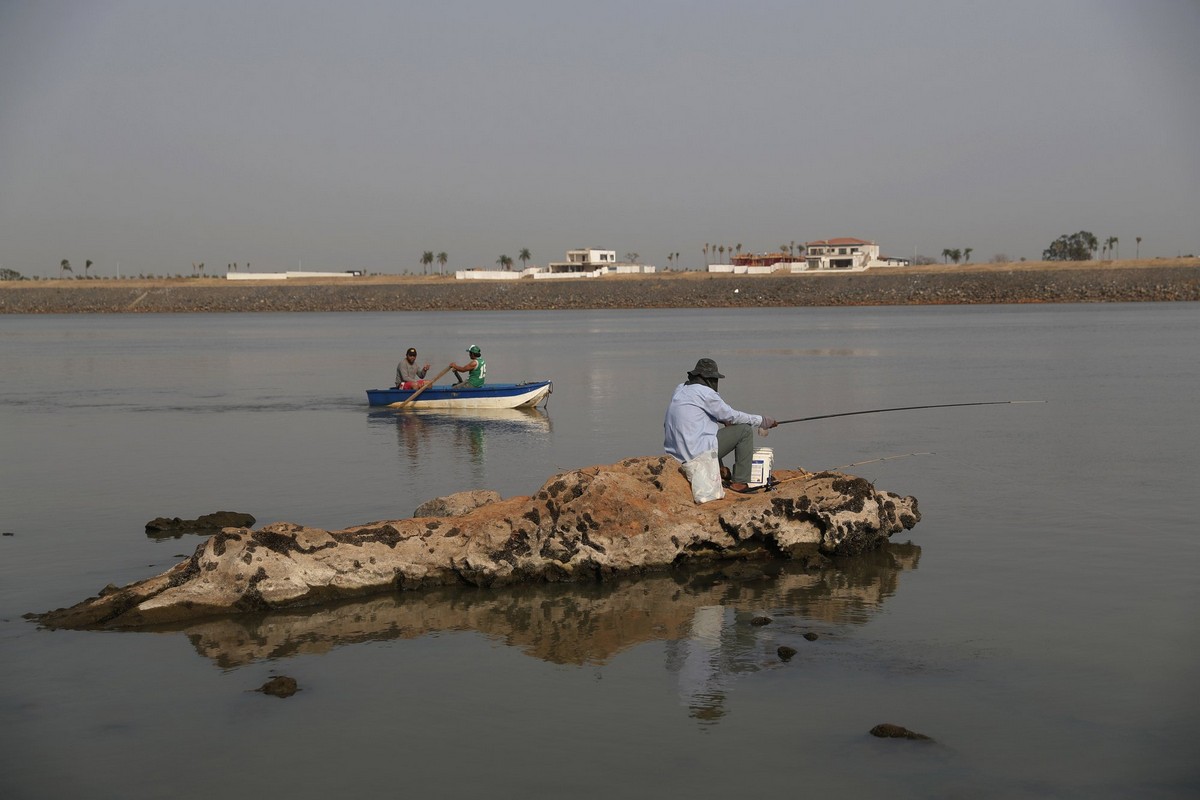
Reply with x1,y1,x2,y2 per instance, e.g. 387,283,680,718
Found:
716,423,755,482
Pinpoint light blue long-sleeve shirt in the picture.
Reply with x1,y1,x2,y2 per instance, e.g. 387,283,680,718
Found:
663,382,762,463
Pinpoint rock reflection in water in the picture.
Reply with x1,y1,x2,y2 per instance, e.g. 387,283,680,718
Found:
179,543,919,686
367,407,551,465
667,545,919,722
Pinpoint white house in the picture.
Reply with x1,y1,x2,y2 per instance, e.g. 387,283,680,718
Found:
544,249,617,275
804,238,909,271
538,248,654,278
455,248,655,280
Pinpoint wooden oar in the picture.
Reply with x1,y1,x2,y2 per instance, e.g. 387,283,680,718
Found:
394,365,453,409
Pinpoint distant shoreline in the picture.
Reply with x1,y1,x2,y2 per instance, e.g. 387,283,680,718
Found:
2,259,1197,314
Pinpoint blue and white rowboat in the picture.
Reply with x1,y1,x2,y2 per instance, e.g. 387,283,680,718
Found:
366,380,553,409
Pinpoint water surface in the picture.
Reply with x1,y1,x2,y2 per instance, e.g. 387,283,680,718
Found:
2,305,1197,798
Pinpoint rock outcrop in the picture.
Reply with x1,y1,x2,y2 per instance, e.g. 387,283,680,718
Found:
34,456,919,630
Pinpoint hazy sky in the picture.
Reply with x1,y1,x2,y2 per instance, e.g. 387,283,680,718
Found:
2,0,1197,277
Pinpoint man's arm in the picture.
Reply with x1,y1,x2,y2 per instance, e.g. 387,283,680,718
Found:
702,391,762,429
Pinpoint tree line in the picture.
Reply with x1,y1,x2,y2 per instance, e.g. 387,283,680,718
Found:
1043,232,1139,261
419,248,534,273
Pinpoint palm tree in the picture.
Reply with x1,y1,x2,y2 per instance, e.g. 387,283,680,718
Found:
1105,236,1118,260
497,254,512,270
717,245,725,262
84,259,93,278
518,248,531,270
963,247,973,263
942,248,952,264
437,252,448,274
702,243,709,266
60,259,72,277
666,253,674,270
1136,236,1142,259
198,262,204,277
950,248,962,264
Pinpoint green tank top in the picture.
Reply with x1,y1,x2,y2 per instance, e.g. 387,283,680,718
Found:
467,357,486,387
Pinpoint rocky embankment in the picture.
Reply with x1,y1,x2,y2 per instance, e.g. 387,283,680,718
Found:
33,456,919,629
3,263,1198,313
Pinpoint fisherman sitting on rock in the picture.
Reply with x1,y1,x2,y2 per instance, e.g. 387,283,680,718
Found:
663,357,777,502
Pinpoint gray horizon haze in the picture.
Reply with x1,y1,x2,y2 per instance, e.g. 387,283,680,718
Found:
2,0,1198,278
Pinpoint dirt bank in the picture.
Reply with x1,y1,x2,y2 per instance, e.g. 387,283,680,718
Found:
3,260,1197,314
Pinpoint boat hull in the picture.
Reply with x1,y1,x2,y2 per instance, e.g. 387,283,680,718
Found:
366,381,552,409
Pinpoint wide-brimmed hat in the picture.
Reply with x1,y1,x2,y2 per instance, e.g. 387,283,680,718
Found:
467,345,481,356
687,358,724,379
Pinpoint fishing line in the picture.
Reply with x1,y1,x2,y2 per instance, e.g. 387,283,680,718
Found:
823,452,935,471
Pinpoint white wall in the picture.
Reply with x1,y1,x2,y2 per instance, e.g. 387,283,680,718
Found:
227,271,361,280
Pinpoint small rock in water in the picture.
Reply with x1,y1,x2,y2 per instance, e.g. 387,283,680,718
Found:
258,676,298,698
718,563,766,581
414,490,502,519
777,646,797,661
750,616,772,626
145,511,256,536
2,531,14,536
803,632,819,641
869,723,932,741
795,552,830,570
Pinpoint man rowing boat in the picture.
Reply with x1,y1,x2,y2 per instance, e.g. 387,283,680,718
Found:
449,344,486,389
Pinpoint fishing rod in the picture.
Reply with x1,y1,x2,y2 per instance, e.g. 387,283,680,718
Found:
775,400,1044,426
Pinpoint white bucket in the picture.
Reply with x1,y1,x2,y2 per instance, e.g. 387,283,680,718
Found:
749,447,774,488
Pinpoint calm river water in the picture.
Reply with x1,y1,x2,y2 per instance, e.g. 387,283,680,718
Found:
2,304,1198,799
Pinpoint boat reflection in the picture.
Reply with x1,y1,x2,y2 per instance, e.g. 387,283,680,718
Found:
177,544,920,720
367,406,552,464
